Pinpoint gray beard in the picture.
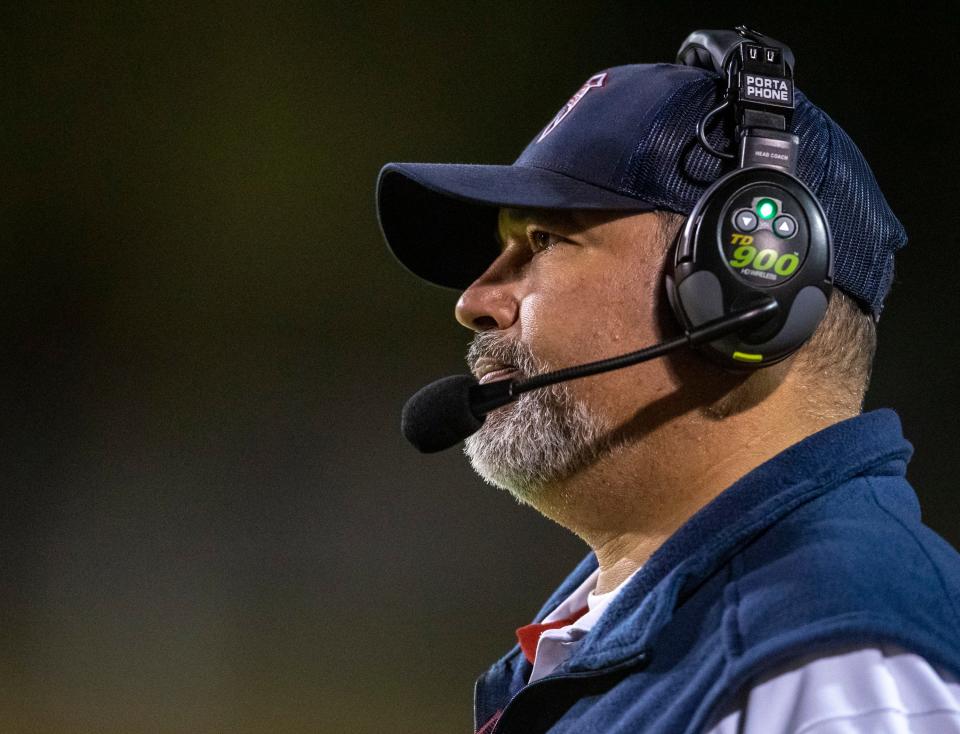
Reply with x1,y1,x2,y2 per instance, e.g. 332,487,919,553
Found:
462,377,614,506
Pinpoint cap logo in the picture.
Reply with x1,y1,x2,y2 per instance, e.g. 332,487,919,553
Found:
535,72,607,143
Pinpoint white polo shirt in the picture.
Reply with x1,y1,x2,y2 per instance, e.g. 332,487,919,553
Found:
519,565,960,732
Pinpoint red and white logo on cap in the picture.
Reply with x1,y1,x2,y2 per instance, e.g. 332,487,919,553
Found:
536,72,607,144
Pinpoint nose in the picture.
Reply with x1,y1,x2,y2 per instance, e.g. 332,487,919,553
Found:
454,255,521,332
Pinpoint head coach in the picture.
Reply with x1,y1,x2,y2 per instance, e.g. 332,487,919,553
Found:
374,27,960,734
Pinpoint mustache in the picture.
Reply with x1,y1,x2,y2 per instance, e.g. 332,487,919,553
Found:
466,331,544,378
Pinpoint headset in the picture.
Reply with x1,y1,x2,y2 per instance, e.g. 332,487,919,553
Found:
665,25,833,371
401,26,837,452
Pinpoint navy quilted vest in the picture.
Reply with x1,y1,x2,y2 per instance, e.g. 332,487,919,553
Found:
473,408,960,733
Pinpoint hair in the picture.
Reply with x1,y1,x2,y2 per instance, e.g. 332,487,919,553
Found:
652,209,878,422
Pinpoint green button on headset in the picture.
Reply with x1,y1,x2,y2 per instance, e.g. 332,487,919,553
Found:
756,198,778,220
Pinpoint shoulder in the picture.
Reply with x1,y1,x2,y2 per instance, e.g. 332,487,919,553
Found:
711,472,960,710
731,472,960,643
704,642,960,734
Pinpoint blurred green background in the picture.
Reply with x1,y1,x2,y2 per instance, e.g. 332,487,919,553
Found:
2,3,957,732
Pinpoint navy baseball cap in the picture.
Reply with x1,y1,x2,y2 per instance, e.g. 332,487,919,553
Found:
376,62,907,321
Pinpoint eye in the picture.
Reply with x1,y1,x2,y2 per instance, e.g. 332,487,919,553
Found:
528,228,562,254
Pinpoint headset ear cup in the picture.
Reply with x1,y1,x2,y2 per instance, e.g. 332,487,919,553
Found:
664,271,682,330
666,167,832,371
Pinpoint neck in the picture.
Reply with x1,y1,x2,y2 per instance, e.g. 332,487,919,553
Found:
530,400,841,595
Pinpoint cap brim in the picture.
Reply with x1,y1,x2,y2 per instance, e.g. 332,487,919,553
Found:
375,162,657,289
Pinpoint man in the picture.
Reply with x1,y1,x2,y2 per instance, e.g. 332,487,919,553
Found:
376,55,960,733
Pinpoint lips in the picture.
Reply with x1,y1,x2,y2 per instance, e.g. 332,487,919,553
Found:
474,356,518,384
478,367,519,385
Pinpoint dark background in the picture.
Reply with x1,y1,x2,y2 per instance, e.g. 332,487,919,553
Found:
3,3,957,732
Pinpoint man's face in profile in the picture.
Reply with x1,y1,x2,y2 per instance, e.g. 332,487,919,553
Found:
455,206,674,505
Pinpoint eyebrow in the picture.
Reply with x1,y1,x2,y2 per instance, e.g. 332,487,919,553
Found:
495,208,583,250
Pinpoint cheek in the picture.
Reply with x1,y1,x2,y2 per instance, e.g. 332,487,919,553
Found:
519,261,647,367
528,261,669,415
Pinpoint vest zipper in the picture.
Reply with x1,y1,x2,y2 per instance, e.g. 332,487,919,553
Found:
488,648,651,734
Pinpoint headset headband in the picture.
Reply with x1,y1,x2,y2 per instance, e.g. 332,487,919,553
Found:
679,26,799,175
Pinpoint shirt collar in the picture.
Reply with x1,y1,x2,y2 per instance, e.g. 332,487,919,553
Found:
516,566,643,664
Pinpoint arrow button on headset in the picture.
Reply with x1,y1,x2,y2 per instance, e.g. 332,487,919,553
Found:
773,214,797,238
733,209,759,232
